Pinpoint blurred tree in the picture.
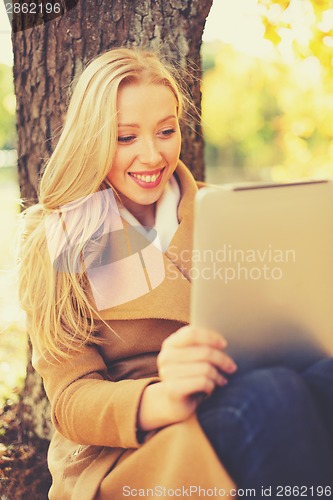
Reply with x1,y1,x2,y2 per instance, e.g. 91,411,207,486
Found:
260,0,333,82
0,64,16,149
202,43,283,174
12,0,213,441
202,0,333,182
259,0,333,179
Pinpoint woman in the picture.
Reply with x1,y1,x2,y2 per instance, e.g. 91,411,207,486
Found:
18,48,333,499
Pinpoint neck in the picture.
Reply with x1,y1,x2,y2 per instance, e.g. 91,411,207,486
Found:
121,196,156,227
134,203,156,227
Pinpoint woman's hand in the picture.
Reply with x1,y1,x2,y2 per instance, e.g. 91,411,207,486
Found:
137,325,237,432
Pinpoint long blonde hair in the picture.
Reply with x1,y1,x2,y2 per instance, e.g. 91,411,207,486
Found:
18,48,184,360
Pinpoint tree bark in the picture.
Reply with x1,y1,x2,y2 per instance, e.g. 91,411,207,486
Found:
13,0,213,440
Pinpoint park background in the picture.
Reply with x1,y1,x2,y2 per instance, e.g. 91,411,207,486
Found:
1,0,333,469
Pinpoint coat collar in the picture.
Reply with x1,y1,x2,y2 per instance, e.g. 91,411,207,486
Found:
92,161,198,324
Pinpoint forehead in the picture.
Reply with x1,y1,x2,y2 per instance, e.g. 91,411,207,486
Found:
117,83,178,123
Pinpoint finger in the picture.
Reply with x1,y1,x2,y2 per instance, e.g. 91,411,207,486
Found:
168,375,219,399
160,361,228,386
161,345,237,374
163,325,227,350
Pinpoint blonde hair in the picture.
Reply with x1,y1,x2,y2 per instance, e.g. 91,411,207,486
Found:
18,47,184,360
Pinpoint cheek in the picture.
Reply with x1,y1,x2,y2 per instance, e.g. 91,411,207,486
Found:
107,164,121,187
107,151,128,182
175,129,182,150
177,136,182,155
164,134,181,160
172,135,182,160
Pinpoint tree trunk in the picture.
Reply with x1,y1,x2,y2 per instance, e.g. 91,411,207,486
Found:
13,0,213,440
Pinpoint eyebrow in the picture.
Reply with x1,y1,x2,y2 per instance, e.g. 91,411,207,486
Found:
118,114,177,128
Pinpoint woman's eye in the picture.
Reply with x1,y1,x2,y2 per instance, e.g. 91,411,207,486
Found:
118,135,135,143
160,128,176,137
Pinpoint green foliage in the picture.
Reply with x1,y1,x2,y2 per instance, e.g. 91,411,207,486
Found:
259,0,333,83
0,64,16,150
201,1,333,182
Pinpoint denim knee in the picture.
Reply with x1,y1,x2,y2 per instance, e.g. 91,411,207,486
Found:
303,357,333,380
199,366,313,415
198,367,333,491
197,366,333,488
197,365,324,446
239,366,313,418
302,357,333,433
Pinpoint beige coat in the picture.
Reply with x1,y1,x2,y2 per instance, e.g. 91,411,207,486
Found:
31,161,236,499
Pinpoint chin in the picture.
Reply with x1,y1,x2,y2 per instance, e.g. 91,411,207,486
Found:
136,196,159,206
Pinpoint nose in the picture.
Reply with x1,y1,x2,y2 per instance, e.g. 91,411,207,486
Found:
138,137,163,166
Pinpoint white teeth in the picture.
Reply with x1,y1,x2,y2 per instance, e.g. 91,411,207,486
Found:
130,172,160,183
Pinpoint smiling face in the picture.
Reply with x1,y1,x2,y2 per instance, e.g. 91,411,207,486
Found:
107,82,182,225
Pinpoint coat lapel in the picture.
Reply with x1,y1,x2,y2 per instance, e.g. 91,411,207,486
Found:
93,161,198,324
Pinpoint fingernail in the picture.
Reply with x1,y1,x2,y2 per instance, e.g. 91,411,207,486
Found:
229,362,238,373
219,376,228,386
219,337,228,349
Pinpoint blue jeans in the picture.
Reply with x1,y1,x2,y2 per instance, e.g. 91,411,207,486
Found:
197,359,333,493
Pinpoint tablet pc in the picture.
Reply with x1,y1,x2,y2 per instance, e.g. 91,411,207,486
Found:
190,180,333,372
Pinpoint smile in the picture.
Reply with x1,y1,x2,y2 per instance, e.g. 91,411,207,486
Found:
128,167,165,188
130,172,160,183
